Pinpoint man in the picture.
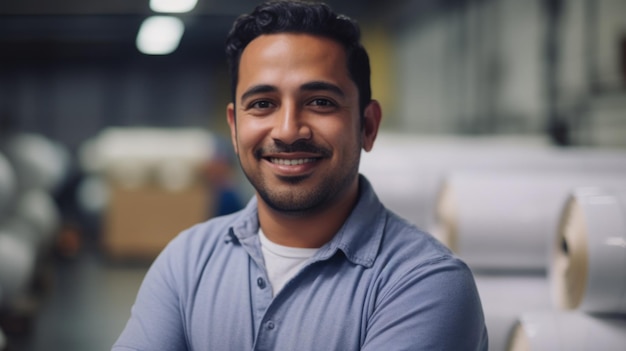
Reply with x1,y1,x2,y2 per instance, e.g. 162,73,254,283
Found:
113,1,488,350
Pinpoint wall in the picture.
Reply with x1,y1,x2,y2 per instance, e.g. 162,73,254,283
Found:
0,57,220,149
390,0,626,147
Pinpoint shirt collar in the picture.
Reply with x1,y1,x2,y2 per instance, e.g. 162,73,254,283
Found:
228,174,386,268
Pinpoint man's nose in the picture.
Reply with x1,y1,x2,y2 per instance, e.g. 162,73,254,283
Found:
270,103,312,144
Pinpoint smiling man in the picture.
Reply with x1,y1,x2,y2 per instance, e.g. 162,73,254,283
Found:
229,32,376,249
113,1,488,350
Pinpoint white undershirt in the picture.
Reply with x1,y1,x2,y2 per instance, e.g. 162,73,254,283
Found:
258,229,319,296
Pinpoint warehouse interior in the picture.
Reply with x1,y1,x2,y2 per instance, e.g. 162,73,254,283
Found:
1,0,625,350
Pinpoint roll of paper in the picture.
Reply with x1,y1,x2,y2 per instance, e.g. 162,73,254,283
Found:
0,219,37,307
2,133,70,193
361,132,626,231
508,311,626,351
14,189,62,253
361,134,555,230
474,275,552,351
435,170,625,272
551,187,626,313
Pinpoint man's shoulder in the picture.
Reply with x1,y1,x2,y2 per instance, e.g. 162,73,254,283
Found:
383,209,451,252
377,208,467,273
358,176,459,268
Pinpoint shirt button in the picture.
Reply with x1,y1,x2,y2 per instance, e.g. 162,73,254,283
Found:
257,277,266,289
266,321,275,330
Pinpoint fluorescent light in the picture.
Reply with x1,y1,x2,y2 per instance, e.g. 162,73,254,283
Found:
136,16,184,55
150,0,198,13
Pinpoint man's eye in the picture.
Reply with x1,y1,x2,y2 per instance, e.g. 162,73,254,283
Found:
250,100,273,109
309,98,335,107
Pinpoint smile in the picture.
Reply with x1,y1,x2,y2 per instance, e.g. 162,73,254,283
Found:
269,158,317,166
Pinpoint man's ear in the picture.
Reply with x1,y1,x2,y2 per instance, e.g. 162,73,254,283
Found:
226,102,238,155
361,100,382,152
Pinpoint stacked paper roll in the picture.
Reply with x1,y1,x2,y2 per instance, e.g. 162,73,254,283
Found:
1,133,70,193
13,190,61,253
551,187,626,313
435,170,626,272
0,219,38,307
474,275,552,351
361,132,626,230
79,127,215,191
507,311,626,351
505,186,626,351
361,133,554,229
0,134,68,255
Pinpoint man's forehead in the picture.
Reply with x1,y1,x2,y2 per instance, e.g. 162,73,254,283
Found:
240,32,346,61
234,32,358,104
239,33,347,74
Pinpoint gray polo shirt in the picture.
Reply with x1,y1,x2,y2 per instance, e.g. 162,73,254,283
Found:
113,176,488,350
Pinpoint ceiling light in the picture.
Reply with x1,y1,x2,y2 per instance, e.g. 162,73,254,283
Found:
150,0,198,13
136,16,185,55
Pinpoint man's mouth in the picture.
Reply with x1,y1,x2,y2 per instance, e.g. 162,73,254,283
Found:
269,157,318,166
255,140,332,162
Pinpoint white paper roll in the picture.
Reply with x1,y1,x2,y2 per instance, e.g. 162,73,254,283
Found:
508,311,626,351
13,189,62,253
2,133,71,193
0,219,37,307
435,171,626,272
155,159,199,192
361,133,555,230
79,127,214,190
361,132,626,231
551,187,626,313
475,275,552,351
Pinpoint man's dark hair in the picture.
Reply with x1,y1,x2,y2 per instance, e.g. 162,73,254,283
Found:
225,0,371,117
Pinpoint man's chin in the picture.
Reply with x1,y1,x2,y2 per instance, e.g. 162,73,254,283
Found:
257,189,325,216
275,174,310,185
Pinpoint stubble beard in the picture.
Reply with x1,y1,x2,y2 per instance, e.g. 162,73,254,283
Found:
238,141,362,217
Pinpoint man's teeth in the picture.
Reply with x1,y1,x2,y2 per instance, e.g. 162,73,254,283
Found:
270,158,316,166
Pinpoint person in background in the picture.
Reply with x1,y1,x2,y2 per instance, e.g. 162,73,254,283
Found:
113,1,488,350
202,138,244,217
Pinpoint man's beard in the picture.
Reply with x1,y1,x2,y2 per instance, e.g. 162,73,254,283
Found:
239,139,360,216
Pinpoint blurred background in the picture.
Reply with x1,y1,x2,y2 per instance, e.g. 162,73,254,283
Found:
0,0,625,350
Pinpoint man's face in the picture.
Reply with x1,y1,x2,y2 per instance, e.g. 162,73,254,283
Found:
227,33,374,214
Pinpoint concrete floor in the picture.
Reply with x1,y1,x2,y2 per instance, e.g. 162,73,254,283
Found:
5,252,148,351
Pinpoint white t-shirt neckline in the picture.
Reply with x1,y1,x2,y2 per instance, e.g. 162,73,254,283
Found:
258,228,319,296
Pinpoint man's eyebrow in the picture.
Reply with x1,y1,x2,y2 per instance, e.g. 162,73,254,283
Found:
240,84,277,102
300,81,345,98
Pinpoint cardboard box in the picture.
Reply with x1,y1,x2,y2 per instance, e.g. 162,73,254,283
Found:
103,180,210,261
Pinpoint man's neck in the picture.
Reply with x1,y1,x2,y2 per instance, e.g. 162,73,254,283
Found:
257,179,360,248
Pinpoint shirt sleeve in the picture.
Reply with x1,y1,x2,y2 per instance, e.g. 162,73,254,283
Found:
361,256,488,351
112,239,188,351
